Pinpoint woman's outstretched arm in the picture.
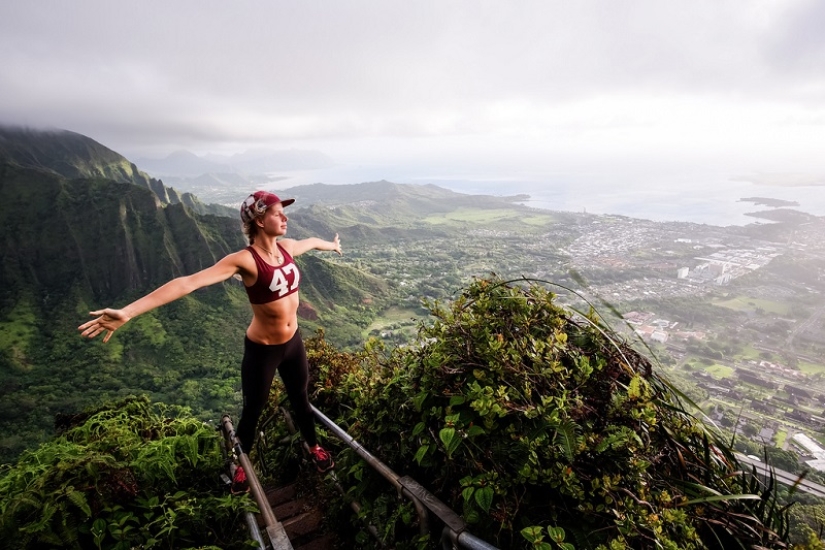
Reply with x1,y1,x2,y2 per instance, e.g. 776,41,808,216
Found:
283,234,342,258
78,251,246,342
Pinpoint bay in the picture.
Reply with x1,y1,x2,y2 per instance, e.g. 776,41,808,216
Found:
267,164,825,227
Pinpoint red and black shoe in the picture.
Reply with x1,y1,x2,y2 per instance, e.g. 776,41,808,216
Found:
231,465,249,494
309,445,335,473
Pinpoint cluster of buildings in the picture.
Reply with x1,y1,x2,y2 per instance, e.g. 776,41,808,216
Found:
676,247,781,286
622,311,706,344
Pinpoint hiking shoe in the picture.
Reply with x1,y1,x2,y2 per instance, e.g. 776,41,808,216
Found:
309,445,335,473
231,465,249,494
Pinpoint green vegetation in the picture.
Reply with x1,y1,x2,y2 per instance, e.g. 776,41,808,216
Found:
0,396,255,549
282,278,791,549
0,282,251,463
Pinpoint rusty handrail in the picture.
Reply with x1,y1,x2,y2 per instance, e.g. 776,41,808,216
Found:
310,405,430,536
278,407,386,546
255,402,499,549
219,415,293,550
310,405,500,549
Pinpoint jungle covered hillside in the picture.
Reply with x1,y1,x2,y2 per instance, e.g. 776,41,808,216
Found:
0,278,800,549
292,278,793,549
0,140,392,462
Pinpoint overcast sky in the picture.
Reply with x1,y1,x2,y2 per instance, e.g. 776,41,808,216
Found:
2,0,825,185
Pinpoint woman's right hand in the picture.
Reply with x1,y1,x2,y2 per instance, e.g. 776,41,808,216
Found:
78,308,131,343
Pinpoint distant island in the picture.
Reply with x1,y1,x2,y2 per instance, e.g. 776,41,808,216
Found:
732,173,825,187
739,197,800,208
744,208,818,224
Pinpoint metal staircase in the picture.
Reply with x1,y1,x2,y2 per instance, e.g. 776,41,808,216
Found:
218,408,500,550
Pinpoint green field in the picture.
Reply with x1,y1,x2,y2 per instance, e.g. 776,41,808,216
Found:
797,360,825,376
712,295,792,316
423,207,554,226
738,345,761,361
520,213,558,226
364,306,421,337
705,364,735,379
775,429,787,448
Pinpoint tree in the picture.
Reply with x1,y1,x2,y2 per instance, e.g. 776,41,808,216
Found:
764,447,800,473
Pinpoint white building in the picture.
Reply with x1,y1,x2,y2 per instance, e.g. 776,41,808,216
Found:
714,273,732,285
792,433,825,464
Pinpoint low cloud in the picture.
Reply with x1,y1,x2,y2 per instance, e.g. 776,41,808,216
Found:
1,0,824,176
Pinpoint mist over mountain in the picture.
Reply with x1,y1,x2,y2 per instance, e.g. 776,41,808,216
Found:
131,148,337,206
136,150,230,176
0,125,166,195
135,148,335,177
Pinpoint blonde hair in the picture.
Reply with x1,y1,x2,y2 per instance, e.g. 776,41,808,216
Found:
240,200,268,245
241,220,260,245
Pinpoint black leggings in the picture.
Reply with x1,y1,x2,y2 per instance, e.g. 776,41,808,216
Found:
235,330,317,453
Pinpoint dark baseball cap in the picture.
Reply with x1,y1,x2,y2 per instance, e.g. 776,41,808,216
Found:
240,191,295,223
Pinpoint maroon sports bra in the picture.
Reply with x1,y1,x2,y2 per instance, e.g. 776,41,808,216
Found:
244,244,301,304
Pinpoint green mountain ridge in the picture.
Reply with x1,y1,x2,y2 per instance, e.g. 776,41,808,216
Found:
0,130,394,462
279,180,534,246
283,179,530,215
0,125,234,218
0,159,255,460
0,162,241,304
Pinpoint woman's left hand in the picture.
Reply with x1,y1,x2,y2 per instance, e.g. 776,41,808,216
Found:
78,308,131,343
332,233,342,255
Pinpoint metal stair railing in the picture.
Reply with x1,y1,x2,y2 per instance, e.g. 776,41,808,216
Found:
274,407,387,546
310,405,499,550
219,414,293,550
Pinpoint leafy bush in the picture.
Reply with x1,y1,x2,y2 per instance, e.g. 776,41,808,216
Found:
306,277,791,549
788,504,825,548
0,396,256,549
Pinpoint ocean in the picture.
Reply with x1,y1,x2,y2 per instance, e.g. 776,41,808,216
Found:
267,164,825,227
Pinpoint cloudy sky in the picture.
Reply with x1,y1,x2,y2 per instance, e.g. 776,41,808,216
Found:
2,0,825,188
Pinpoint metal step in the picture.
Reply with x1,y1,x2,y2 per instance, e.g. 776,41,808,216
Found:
260,482,336,550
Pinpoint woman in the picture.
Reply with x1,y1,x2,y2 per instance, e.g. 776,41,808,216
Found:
78,191,340,491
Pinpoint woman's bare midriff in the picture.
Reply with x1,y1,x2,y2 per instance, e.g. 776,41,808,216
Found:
246,294,300,345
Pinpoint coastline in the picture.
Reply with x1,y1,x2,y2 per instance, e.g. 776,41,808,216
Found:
172,162,825,228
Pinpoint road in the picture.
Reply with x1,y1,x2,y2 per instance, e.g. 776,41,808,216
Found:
736,453,825,499
784,303,825,355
